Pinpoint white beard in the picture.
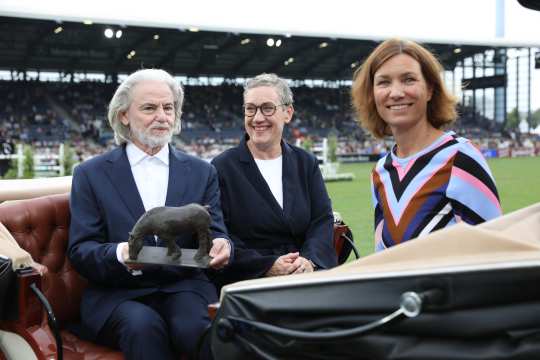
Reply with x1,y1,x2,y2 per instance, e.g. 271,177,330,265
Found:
130,124,173,148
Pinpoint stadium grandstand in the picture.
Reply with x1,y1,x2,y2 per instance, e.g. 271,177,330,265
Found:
0,7,539,177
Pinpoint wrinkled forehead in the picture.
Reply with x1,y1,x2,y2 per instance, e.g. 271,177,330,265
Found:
130,80,175,105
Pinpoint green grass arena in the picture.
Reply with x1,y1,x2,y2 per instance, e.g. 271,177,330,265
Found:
326,156,540,259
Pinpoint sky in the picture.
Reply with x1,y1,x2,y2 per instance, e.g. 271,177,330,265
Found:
0,0,538,108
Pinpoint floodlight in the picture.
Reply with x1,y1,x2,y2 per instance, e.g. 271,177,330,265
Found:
104,28,114,38
284,57,294,66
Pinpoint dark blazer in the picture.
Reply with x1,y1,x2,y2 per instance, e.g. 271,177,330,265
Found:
68,144,230,340
211,136,336,284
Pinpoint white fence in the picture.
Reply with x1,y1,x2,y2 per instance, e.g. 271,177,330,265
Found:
0,144,65,177
296,138,354,182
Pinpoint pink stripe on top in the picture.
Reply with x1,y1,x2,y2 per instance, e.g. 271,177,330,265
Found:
392,134,455,181
392,159,416,181
452,167,502,211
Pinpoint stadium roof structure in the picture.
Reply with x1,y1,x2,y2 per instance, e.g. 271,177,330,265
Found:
0,15,514,81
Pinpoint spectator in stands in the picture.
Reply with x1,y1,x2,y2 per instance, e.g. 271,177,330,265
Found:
68,69,231,360
211,73,337,287
351,38,502,251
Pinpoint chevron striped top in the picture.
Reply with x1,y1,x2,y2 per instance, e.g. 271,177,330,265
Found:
372,132,502,251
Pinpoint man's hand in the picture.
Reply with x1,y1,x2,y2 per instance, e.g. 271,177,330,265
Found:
119,242,144,271
209,238,231,270
291,256,315,274
265,252,301,277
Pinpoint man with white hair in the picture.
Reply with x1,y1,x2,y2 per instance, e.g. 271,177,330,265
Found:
68,68,231,360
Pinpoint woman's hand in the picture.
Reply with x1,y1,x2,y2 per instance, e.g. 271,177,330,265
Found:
266,252,301,276
291,256,315,274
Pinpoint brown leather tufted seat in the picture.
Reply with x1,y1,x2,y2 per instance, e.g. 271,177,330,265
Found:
0,193,123,360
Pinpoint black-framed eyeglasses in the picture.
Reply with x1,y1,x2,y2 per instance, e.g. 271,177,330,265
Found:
243,102,288,117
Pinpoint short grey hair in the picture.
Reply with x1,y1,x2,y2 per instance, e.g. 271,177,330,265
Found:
107,68,184,145
243,73,294,105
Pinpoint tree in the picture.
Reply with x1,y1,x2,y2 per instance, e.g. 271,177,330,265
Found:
63,143,77,176
530,108,540,132
1,145,34,179
327,133,338,163
301,137,313,153
2,159,18,179
22,145,34,179
504,108,520,131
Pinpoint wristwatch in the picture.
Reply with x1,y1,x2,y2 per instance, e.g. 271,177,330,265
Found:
308,259,318,271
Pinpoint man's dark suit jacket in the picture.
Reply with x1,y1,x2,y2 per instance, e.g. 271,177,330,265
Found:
68,144,230,340
211,136,337,284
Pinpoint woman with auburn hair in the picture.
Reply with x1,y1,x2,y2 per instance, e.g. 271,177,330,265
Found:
351,38,502,251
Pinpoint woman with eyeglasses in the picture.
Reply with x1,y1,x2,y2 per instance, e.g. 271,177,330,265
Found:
211,73,337,286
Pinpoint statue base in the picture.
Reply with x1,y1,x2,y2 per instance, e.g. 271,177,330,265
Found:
125,246,210,268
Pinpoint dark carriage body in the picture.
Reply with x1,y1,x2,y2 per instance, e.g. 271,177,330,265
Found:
211,203,540,360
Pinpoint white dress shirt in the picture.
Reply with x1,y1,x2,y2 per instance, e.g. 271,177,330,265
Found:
126,142,170,211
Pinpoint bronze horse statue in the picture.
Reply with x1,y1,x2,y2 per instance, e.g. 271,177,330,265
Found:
128,203,212,263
